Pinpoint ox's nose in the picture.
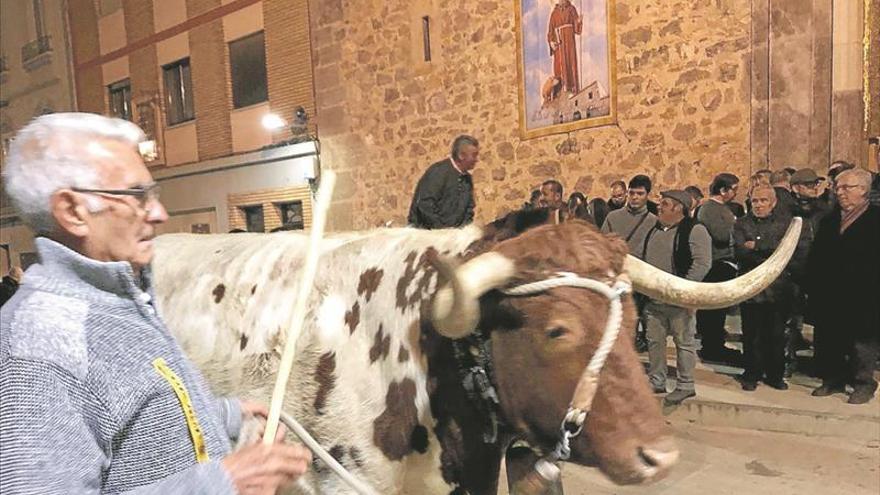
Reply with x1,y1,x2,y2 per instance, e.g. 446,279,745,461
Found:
635,437,678,482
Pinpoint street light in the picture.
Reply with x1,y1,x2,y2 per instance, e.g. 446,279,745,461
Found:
262,113,287,131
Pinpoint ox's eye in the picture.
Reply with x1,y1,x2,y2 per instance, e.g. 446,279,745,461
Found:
546,326,567,339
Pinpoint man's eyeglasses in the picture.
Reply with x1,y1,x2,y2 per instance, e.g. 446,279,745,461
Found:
72,183,161,209
833,184,862,193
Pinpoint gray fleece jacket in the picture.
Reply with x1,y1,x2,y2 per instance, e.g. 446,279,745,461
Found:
0,238,240,494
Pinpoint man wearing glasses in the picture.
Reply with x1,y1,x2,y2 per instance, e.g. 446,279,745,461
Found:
0,113,311,493
806,168,879,404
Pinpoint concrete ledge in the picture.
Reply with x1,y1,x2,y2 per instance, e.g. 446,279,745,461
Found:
662,397,880,441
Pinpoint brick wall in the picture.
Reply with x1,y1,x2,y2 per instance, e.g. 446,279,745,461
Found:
264,0,317,140
186,0,234,161
67,0,105,114
68,0,317,166
227,186,314,231
123,0,160,101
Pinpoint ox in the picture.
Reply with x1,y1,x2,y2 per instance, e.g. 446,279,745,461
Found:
152,209,799,494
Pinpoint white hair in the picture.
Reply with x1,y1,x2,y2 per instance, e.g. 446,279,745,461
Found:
3,112,146,233
836,167,873,190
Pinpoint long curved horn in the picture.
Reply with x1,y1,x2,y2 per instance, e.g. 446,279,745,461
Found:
431,252,516,338
625,217,802,309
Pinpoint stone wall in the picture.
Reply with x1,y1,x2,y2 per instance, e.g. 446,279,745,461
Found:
310,0,754,229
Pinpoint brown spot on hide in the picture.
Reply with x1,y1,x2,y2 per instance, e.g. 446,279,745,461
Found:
369,325,391,363
313,352,336,415
357,267,384,302
395,251,418,309
349,446,365,468
212,283,225,303
328,445,345,464
345,301,361,334
395,248,438,310
373,378,429,460
239,334,248,350
251,284,257,295
398,344,410,362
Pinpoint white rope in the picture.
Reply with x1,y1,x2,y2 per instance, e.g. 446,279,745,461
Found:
279,411,380,495
502,273,631,421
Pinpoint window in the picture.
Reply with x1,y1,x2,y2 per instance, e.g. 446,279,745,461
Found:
422,17,432,62
108,79,131,121
242,205,264,232
229,32,268,109
277,201,304,230
163,58,194,125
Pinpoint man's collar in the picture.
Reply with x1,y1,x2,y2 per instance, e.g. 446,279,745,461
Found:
627,204,648,214
32,237,150,302
657,218,682,230
450,157,469,175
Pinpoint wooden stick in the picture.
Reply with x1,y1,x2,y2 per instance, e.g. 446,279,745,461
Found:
263,170,336,444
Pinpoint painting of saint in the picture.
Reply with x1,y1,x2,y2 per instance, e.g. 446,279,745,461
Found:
517,0,617,138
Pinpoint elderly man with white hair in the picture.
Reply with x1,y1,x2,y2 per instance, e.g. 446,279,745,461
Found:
0,113,312,493
807,167,880,405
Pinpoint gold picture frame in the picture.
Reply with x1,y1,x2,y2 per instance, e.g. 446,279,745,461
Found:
515,0,618,140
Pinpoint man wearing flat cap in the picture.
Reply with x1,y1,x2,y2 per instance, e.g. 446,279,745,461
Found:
639,190,712,405
791,168,831,235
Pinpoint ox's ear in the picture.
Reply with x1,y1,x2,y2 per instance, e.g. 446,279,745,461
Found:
477,291,525,334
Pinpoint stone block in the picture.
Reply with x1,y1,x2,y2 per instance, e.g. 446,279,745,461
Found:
673,123,698,141
529,161,562,179
496,142,515,161
621,27,653,47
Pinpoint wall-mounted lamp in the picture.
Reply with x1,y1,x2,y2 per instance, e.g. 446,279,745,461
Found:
262,113,287,131
138,140,158,161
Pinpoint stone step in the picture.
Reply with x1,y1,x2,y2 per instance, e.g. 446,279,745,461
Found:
662,396,879,441
647,357,879,440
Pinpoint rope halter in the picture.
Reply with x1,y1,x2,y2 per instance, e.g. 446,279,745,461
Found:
501,272,632,462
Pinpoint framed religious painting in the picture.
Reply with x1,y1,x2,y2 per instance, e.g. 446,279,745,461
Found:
515,0,618,139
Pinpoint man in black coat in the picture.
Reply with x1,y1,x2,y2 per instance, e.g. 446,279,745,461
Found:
734,186,807,391
408,135,478,229
807,168,880,405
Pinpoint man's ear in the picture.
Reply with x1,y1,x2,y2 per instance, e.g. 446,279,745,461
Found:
50,190,91,238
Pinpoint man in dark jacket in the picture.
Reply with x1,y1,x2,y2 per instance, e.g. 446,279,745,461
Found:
770,169,797,218
787,167,833,371
696,173,742,364
807,168,880,404
408,135,479,229
734,186,806,391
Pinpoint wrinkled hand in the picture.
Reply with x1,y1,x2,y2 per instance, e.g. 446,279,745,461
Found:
222,437,312,495
241,400,269,419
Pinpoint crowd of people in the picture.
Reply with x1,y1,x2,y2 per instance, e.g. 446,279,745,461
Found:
407,135,879,406
520,165,879,405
